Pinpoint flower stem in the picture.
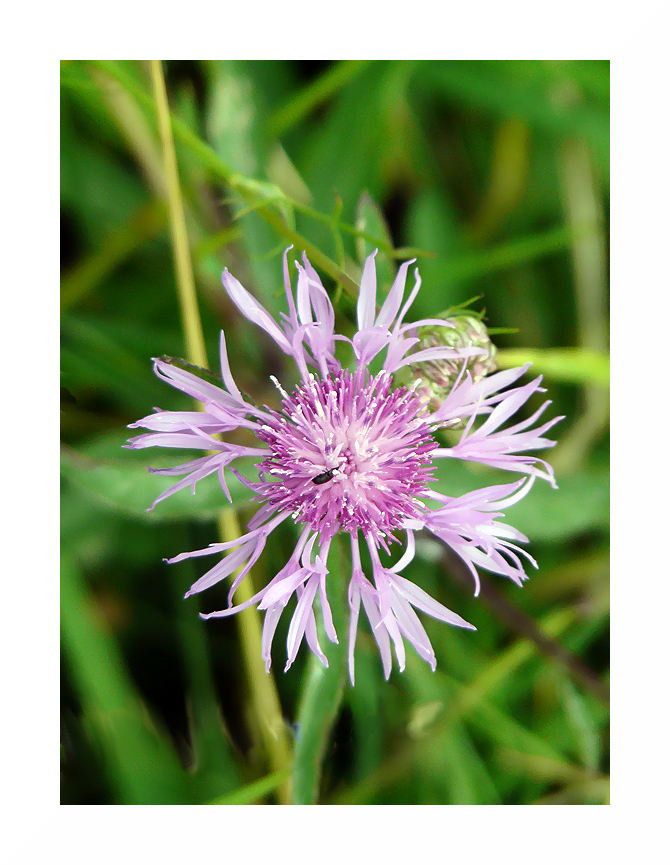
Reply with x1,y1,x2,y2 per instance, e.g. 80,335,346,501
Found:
217,511,293,804
149,59,208,370
150,59,292,804
291,534,347,804
89,60,360,300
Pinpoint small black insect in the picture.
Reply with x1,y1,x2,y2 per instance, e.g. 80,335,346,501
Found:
312,468,336,485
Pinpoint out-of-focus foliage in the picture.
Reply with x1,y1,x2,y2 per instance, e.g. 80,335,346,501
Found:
60,59,609,805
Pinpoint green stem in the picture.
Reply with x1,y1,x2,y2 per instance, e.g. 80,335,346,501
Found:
495,347,609,387
268,60,374,139
150,59,208,370
217,512,293,806
291,535,347,805
150,59,292,804
88,60,359,299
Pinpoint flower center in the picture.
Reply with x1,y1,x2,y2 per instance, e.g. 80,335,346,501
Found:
255,369,438,543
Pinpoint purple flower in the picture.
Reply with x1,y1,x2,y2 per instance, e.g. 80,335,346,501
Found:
127,250,562,683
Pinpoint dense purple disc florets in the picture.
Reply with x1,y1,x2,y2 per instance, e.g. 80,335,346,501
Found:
127,248,562,683
255,368,439,543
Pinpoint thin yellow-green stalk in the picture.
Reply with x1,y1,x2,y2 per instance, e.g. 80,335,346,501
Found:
150,59,292,804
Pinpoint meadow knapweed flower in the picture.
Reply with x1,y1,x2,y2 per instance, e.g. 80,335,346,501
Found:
127,250,561,683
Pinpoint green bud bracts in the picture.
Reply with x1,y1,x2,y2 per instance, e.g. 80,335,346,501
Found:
396,312,498,415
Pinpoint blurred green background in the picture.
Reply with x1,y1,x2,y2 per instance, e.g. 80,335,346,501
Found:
60,59,609,805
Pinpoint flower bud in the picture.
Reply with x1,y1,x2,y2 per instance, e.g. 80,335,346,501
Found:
402,313,498,413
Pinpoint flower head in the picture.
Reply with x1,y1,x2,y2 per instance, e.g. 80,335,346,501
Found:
127,250,562,683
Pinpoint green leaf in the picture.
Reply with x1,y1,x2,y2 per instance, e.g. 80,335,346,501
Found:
344,639,385,782
355,192,397,290
60,93,148,247
206,767,292,805
404,660,501,804
61,200,167,311
510,463,609,542
559,675,603,773
60,446,256,522
299,62,395,248
268,60,374,139
61,553,192,803
204,60,285,306
414,61,609,170
168,528,243,797
431,457,608,542
60,314,168,413
405,186,470,316
433,224,580,284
